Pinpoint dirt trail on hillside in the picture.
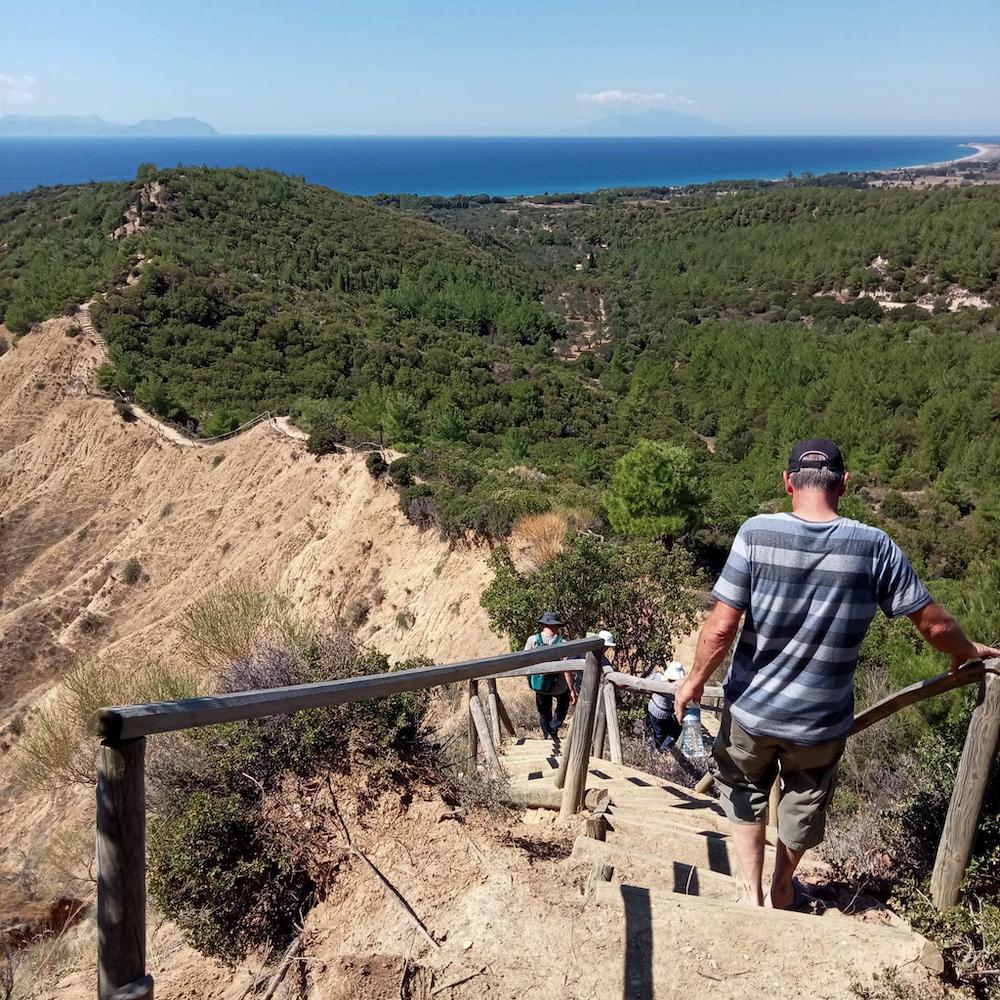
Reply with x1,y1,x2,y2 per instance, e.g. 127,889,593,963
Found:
0,317,952,1000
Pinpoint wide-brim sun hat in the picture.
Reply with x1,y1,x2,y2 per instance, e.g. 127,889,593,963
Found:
538,611,563,627
665,661,686,681
597,630,615,647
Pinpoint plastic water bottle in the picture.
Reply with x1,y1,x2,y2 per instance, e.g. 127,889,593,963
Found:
681,703,705,759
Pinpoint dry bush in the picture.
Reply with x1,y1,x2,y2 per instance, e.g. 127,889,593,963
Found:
177,578,312,671
13,658,198,790
510,511,568,573
458,766,517,820
4,918,93,1000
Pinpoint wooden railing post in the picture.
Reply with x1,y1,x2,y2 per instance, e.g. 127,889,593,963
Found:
592,680,607,760
560,651,602,820
931,669,1000,910
486,679,503,746
97,737,153,1000
467,679,479,769
469,690,500,773
603,681,623,765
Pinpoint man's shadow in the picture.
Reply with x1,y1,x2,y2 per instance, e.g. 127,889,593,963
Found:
622,886,653,1000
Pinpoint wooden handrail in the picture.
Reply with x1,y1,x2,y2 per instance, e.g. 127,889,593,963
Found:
91,637,605,741
91,636,604,1000
850,660,996,735
603,670,725,701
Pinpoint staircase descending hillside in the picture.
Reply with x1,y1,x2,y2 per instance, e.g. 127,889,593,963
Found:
501,738,944,994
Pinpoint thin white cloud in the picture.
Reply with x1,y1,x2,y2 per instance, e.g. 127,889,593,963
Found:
576,90,695,111
0,74,38,105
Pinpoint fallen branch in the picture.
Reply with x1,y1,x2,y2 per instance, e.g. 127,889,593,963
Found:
430,967,487,996
260,935,302,1000
328,780,440,951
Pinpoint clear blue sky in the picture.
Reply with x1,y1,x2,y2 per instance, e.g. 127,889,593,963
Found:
2,0,998,135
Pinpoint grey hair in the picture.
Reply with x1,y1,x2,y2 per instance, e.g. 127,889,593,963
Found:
788,467,845,491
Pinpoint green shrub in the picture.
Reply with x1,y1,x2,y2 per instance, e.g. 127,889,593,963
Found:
365,452,388,478
881,491,919,524
148,792,312,965
388,457,413,487
112,397,135,422
481,532,701,672
146,632,430,964
122,557,143,585
306,427,344,456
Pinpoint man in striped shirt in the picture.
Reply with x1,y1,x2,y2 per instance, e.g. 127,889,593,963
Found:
674,439,1000,908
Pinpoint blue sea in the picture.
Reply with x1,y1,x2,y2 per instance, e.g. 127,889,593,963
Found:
0,136,993,199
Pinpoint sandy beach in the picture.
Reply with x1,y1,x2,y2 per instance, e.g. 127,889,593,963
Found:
893,142,1000,172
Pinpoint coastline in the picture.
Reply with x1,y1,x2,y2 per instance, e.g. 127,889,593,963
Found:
890,142,1000,173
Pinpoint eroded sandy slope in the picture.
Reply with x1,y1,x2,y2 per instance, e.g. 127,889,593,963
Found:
0,316,506,725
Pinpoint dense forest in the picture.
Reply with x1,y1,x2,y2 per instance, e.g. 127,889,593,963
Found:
3,167,1000,988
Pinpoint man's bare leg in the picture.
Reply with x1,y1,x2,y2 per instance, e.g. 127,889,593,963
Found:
729,820,766,905
766,839,806,909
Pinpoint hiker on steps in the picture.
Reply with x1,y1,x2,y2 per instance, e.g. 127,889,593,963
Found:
673,439,1000,909
524,611,578,740
648,661,685,751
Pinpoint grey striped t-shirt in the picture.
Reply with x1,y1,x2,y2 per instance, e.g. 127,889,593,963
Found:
713,513,931,745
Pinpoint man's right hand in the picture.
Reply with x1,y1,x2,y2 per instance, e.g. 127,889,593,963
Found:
955,641,1000,672
673,678,704,722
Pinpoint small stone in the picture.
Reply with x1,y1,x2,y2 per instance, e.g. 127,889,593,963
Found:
463,939,474,951
681,946,694,954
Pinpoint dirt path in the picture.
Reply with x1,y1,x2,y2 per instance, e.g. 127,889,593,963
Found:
75,301,307,448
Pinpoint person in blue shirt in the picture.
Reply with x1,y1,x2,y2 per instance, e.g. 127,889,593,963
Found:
674,439,1000,909
523,611,577,739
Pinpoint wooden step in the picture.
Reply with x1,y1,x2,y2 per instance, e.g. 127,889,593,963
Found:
605,820,749,877
606,800,729,835
568,836,736,899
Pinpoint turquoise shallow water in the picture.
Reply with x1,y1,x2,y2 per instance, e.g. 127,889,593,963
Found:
0,135,994,198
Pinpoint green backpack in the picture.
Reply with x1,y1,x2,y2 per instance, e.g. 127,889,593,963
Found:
528,634,563,693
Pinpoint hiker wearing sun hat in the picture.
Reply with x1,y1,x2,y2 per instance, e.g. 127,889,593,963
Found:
673,438,1000,910
648,661,684,750
523,611,578,739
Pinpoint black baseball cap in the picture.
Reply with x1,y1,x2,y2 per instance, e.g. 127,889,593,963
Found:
788,439,845,473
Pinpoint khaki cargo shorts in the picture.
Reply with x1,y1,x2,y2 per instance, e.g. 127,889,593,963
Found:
710,710,847,852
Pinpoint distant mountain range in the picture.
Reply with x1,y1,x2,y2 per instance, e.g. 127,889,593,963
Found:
570,109,733,137
1,115,219,137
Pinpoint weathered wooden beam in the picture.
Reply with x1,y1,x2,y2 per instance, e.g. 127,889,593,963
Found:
585,862,614,896
467,679,479,766
553,716,573,790
586,815,607,842
592,681,607,760
482,660,583,681
603,670,725,701
603,681,623,765
851,661,991,736
560,651,603,820
694,659,999,796
502,786,606,810
486,679,502,746
92,637,604,740
469,693,500,773
932,670,1000,909
97,738,151,1000
493,688,516,738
